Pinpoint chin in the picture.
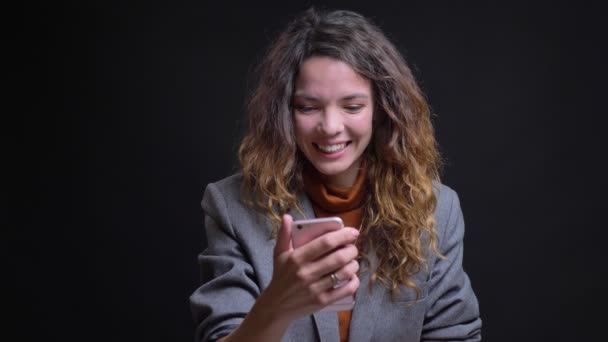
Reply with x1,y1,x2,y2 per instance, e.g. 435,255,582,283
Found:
311,161,351,176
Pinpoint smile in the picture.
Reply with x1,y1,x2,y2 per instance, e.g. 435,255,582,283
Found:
314,142,349,153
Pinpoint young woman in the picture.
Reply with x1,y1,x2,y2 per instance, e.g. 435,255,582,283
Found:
190,8,481,342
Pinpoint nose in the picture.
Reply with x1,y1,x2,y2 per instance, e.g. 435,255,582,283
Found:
318,107,344,136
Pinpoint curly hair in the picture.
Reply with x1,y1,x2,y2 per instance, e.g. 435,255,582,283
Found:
238,8,442,295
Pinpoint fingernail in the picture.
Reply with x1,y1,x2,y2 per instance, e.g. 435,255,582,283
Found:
352,229,360,236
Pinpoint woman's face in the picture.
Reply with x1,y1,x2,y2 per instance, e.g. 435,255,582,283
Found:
293,56,373,188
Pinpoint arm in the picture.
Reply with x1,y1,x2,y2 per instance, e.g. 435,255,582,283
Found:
189,183,262,341
190,182,360,342
421,187,482,341
204,214,297,342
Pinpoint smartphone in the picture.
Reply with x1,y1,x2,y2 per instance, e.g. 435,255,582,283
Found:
292,217,344,248
291,217,356,311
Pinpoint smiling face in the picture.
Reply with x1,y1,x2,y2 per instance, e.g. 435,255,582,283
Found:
293,56,374,188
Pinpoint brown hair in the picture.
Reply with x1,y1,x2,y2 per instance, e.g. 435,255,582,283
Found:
238,8,442,294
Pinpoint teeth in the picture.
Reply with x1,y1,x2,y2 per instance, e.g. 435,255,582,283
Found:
317,143,346,153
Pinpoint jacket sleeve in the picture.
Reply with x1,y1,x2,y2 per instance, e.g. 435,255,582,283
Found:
189,183,260,342
421,187,482,341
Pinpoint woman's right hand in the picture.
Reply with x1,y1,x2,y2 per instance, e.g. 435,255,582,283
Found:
219,214,360,342
258,214,361,323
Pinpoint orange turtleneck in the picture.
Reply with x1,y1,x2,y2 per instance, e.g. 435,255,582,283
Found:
303,164,366,342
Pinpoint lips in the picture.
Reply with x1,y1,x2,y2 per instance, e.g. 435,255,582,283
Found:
313,142,350,154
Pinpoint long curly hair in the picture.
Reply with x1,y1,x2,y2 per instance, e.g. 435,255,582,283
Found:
238,8,442,294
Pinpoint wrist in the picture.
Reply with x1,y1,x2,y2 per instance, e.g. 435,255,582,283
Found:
249,289,292,330
223,290,292,342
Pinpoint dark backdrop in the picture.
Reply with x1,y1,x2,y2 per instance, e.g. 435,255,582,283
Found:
14,1,607,341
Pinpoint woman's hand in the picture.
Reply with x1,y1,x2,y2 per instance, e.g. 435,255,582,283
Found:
258,214,361,323
219,215,360,342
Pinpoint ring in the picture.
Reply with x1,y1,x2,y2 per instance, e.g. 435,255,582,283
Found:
330,272,340,288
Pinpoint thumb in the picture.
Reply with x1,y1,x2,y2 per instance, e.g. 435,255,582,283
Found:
274,214,293,257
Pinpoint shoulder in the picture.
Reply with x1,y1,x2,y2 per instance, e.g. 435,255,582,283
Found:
433,181,460,222
201,173,244,212
201,173,274,238
432,181,465,242
211,172,243,187
204,173,243,197
201,173,252,233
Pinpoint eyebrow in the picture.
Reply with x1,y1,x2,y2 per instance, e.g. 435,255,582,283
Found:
293,93,370,101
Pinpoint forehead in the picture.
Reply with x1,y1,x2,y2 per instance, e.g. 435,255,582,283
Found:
294,56,371,100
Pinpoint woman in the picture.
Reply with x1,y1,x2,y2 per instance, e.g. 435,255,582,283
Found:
190,8,481,342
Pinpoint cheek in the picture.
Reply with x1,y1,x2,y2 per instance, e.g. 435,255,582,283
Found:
350,113,374,139
293,117,315,143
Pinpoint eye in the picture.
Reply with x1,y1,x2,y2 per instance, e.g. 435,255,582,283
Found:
295,105,318,113
344,105,364,113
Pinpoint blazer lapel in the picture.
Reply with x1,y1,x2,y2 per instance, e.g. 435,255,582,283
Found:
348,253,385,342
312,311,340,342
290,191,315,221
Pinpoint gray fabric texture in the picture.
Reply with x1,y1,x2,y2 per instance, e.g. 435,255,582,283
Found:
190,174,482,341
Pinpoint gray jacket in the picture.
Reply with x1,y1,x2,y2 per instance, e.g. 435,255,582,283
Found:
190,174,482,341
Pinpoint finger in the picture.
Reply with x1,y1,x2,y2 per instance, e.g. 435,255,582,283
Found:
295,227,359,262
330,274,360,300
332,259,360,288
316,274,360,307
306,245,359,282
274,214,294,257
308,259,360,293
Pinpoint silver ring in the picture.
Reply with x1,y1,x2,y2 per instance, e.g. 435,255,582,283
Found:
330,272,340,288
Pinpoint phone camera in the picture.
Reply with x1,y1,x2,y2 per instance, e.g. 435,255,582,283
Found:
297,224,302,229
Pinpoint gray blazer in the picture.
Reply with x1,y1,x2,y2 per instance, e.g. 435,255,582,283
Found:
190,174,482,341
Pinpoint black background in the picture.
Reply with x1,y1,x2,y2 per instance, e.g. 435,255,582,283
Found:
13,1,607,341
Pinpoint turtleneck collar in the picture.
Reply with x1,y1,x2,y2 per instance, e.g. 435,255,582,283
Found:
302,160,367,215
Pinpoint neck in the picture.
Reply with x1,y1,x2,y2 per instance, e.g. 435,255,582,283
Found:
321,159,363,188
